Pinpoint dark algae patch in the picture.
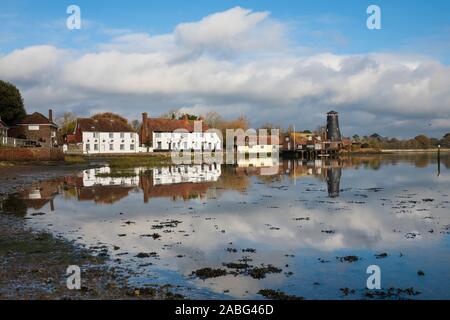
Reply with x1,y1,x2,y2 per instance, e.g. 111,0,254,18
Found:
336,255,360,263
248,265,282,279
364,287,421,299
258,289,303,300
192,268,228,279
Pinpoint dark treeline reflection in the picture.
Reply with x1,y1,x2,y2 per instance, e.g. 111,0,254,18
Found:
1,153,448,214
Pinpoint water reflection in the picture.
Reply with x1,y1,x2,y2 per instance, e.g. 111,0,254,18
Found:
1,154,449,299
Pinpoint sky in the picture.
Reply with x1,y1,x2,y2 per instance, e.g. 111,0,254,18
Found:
0,0,449,138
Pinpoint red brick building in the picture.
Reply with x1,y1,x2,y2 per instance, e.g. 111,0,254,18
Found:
9,109,58,146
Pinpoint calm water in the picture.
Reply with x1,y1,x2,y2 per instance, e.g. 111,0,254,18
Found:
2,154,450,299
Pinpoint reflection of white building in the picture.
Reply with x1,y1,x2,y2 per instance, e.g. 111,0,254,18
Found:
152,164,221,185
237,156,279,168
83,167,140,187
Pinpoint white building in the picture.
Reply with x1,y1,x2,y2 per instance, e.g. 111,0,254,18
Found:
140,113,222,151
68,118,140,154
236,135,280,155
0,117,8,145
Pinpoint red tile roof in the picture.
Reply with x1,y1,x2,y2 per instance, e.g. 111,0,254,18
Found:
76,118,135,132
17,112,57,126
143,118,209,133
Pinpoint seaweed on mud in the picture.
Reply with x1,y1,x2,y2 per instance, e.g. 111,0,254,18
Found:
191,268,228,279
248,265,282,279
140,233,161,239
340,288,356,296
135,252,159,258
364,287,421,299
258,289,303,300
336,255,359,263
223,262,250,269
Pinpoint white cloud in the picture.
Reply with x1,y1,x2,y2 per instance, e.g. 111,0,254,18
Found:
174,6,287,54
0,45,67,81
0,7,449,137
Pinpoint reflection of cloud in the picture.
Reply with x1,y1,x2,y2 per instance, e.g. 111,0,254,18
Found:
19,157,450,298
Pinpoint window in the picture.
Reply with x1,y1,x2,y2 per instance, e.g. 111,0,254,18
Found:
28,125,39,131
130,133,134,139
93,132,99,138
86,144,90,151
51,131,56,138
130,144,135,151
157,141,162,149
120,144,125,151
109,133,113,139
94,144,99,151
109,144,114,151
120,132,125,139
155,133,161,138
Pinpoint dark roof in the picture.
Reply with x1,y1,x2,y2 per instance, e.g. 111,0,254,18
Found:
18,112,57,126
0,118,8,129
76,118,135,132
143,118,209,133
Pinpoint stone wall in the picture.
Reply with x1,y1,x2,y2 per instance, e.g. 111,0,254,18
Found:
0,148,64,161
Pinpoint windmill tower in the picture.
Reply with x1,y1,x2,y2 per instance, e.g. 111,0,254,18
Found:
326,111,341,141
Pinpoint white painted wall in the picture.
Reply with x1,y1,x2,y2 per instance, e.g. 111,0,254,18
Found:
237,144,279,154
152,132,222,151
83,167,140,187
152,164,221,185
237,156,280,168
82,131,139,154
81,165,221,187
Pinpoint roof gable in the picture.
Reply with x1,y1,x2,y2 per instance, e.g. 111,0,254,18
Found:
18,112,57,126
143,118,209,133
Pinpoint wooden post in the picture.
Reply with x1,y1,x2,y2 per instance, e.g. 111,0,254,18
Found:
437,144,441,177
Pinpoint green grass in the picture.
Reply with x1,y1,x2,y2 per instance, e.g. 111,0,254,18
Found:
64,155,87,164
108,154,172,169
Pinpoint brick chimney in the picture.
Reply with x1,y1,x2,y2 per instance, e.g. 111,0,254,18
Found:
48,109,53,123
142,112,148,122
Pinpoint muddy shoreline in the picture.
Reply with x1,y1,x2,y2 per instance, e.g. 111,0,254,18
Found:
0,162,183,300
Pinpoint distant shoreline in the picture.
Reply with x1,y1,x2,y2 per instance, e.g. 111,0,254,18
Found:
346,148,450,155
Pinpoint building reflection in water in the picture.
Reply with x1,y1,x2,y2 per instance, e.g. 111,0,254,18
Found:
4,158,350,213
327,166,341,198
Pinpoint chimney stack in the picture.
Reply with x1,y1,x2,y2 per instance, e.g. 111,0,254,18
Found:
142,112,148,122
48,109,53,123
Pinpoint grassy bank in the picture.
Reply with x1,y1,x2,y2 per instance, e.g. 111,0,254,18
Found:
108,153,173,168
